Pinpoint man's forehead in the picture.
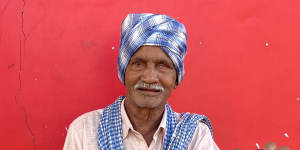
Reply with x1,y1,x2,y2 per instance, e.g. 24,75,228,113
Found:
130,46,173,62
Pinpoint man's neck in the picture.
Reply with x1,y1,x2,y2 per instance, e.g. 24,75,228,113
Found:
124,99,165,146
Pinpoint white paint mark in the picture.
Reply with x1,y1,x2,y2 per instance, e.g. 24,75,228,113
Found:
297,97,299,101
284,133,289,138
65,127,68,132
256,143,260,149
34,77,38,81
112,46,115,50
200,41,203,46
265,42,269,47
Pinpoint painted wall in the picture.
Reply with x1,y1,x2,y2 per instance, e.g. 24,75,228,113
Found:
1,0,299,149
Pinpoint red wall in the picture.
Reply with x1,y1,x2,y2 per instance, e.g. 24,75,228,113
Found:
1,0,300,149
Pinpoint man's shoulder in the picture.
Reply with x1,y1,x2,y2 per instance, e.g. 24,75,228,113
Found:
174,111,214,135
174,112,211,124
68,109,104,130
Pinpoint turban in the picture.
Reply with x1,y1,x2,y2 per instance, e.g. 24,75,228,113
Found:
117,13,187,85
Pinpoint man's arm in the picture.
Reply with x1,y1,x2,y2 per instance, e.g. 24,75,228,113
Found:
188,122,220,150
63,110,103,150
63,120,84,150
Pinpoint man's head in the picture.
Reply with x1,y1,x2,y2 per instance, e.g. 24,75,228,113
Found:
117,13,187,108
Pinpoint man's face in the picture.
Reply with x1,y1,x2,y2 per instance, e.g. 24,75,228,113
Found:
124,46,177,109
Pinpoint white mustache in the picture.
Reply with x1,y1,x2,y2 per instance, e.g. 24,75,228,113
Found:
134,82,164,92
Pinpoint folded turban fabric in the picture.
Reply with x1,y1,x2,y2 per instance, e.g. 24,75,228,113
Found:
117,13,188,85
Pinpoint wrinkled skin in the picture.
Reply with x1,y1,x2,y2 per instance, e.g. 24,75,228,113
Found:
124,46,177,109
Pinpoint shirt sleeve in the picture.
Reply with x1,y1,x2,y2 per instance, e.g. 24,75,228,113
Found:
187,122,220,150
63,120,84,150
62,109,103,150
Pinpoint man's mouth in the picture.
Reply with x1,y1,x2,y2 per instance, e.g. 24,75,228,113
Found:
133,82,165,94
137,87,161,92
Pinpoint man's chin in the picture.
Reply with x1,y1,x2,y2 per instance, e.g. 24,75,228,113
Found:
136,103,161,109
134,96,164,109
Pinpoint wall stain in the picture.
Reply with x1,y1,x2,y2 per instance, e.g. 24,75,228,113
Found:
8,64,15,70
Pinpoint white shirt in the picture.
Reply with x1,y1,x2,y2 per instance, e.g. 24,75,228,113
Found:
63,100,219,150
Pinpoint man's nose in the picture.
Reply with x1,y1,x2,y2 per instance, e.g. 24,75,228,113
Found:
141,66,159,83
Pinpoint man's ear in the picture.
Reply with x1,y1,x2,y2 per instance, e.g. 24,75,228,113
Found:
174,85,177,89
174,79,178,89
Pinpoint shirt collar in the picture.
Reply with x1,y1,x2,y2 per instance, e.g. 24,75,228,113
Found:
121,99,167,140
121,99,134,139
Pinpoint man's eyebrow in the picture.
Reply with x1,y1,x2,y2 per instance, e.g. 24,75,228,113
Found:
157,59,170,64
131,57,173,66
130,57,145,62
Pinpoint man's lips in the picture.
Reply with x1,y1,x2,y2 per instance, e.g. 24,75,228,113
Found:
137,87,161,92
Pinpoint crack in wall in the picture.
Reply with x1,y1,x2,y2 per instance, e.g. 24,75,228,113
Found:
19,39,22,89
14,95,36,150
16,0,37,149
21,0,27,52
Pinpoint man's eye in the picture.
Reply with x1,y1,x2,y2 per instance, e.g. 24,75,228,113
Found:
131,62,144,69
158,63,171,69
133,62,141,66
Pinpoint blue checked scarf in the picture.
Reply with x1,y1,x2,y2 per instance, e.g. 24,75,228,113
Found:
97,96,214,150
117,13,188,85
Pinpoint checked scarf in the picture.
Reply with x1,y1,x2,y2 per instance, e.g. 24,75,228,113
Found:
97,96,213,150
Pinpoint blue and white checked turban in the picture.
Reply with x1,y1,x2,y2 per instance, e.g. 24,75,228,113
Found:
117,13,188,85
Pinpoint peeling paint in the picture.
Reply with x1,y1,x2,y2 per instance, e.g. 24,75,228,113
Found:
265,42,269,47
284,133,289,138
256,143,260,149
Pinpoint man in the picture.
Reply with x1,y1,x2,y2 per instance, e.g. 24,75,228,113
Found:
63,13,219,150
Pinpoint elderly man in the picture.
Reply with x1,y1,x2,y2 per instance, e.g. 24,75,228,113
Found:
63,13,219,150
